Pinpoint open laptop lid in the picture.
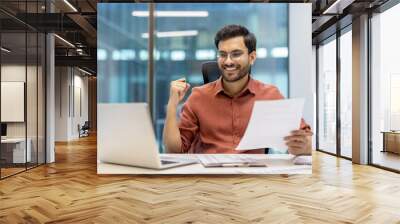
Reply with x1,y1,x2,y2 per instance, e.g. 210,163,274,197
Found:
98,103,162,168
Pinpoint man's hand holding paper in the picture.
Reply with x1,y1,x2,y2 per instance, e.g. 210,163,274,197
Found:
235,98,312,155
284,129,312,155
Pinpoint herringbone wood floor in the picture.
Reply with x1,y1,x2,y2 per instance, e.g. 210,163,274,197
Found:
1,135,400,224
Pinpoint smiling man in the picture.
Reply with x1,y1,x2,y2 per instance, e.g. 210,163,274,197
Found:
163,24,312,155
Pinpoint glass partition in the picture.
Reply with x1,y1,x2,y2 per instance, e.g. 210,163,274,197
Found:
97,3,149,103
1,30,28,177
317,37,337,155
38,32,45,165
339,29,352,158
0,1,46,179
27,30,38,169
370,4,400,171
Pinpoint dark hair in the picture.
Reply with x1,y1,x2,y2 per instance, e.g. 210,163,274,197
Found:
214,24,257,53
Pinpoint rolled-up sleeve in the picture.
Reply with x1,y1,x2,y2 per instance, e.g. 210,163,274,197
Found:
178,95,199,153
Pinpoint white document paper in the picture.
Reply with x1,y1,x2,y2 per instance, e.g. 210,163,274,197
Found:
236,98,305,151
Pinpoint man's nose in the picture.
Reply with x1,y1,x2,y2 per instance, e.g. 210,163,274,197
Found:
224,56,234,65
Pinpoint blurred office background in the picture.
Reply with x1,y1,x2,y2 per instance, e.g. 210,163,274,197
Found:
98,3,290,151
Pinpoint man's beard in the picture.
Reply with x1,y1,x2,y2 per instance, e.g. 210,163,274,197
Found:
220,63,251,83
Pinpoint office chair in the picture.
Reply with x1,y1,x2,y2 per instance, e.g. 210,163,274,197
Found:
79,121,90,138
202,61,221,84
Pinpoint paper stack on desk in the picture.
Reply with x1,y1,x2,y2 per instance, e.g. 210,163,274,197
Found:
197,154,268,167
236,98,305,151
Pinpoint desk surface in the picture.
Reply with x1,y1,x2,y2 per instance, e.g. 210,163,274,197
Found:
381,131,400,134
98,154,312,175
1,138,27,143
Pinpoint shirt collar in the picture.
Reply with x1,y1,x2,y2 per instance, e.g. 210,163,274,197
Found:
214,75,257,97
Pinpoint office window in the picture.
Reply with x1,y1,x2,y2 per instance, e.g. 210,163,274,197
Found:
97,3,149,103
371,3,400,171
153,3,289,150
318,37,337,154
339,29,352,158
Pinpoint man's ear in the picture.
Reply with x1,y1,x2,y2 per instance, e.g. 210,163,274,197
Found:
249,51,256,65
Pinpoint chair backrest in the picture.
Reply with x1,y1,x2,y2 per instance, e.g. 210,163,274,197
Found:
202,61,220,84
82,121,90,129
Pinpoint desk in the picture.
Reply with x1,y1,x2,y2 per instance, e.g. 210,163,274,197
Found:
381,131,400,154
1,138,31,163
98,154,312,175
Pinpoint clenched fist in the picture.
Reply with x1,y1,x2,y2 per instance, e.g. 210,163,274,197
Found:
168,78,191,107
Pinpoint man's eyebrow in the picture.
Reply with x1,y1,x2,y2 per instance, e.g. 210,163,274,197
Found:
218,49,243,53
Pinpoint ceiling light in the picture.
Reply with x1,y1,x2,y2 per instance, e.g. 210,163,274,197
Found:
97,49,107,60
78,67,92,76
142,30,198,38
132,11,208,17
54,34,75,48
139,50,148,61
257,48,267,58
195,49,215,60
1,47,11,53
63,0,78,12
322,0,354,15
271,47,288,58
171,50,186,61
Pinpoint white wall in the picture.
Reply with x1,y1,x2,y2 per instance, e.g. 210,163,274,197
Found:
55,67,89,141
55,67,69,141
312,45,317,149
72,73,89,138
352,14,369,164
1,64,46,163
1,65,40,137
288,4,315,148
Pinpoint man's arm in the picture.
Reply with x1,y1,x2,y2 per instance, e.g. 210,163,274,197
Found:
163,78,190,153
163,102,183,153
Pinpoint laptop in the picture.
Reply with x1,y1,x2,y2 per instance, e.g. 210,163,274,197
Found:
98,103,197,169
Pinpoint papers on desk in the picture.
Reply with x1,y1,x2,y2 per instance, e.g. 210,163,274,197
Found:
236,98,305,151
293,155,312,165
98,154,312,175
196,154,268,167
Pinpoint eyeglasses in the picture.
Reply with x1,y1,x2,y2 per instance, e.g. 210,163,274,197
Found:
217,50,245,61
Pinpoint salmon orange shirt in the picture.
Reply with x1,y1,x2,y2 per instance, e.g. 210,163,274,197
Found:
178,77,310,153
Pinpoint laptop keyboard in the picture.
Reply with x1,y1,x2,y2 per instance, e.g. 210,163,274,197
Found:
160,155,198,163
